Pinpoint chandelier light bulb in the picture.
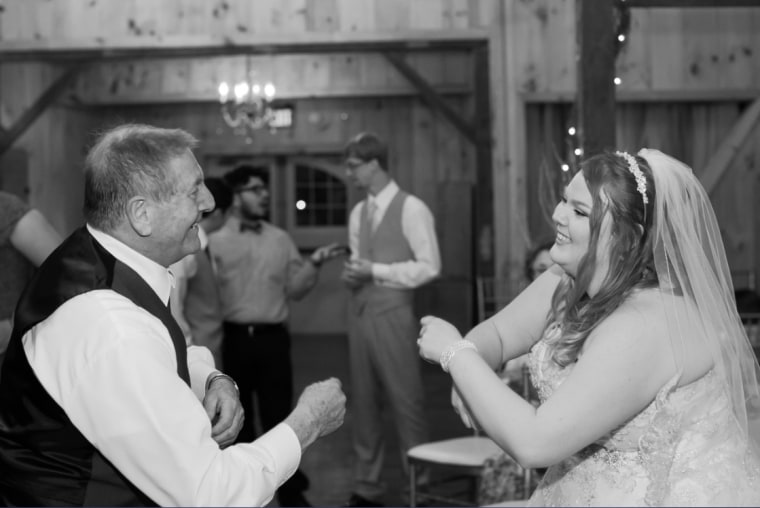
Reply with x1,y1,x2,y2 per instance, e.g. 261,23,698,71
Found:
218,82,230,103
561,164,570,172
234,82,249,103
568,126,576,136
614,77,622,86
264,82,276,100
574,148,583,157
618,34,626,43
251,83,262,96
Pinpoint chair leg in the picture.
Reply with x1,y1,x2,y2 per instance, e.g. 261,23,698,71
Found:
409,462,417,507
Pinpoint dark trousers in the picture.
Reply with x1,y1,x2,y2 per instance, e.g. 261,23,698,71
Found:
223,321,309,497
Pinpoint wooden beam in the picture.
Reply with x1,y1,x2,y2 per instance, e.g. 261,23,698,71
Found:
523,89,760,103
0,31,488,62
701,97,760,195
383,51,478,146
67,85,472,106
577,0,617,156
0,65,83,157
625,0,760,7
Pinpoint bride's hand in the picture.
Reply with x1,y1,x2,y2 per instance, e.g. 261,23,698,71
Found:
417,315,463,365
451,386,480,431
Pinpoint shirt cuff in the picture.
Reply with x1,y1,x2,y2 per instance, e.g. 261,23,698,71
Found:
371,263,389,282
187,345,217,401
260,423,302,487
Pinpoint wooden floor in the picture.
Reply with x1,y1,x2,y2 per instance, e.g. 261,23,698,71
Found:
267,333,469,507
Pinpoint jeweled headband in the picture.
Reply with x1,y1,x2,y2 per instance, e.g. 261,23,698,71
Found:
615,151,648,205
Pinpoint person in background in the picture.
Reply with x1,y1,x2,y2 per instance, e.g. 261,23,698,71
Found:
169,177,233,368
211,164,344,507
0,190,61,375
500,238,558,385
524,239,555,285
340,132,441,507
418,149,760,505
0,123,346,507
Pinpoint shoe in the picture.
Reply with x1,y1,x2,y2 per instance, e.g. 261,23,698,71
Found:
277,491,312,507
343,493,384,507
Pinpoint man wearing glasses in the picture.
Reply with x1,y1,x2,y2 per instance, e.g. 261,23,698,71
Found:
340,133,442,507
209,165,341,507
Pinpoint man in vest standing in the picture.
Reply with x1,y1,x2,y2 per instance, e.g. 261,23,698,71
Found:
340,132,442,507
0,123,346,507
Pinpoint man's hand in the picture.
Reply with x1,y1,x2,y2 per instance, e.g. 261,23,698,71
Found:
342,259,373,283
203,374,244,448
310,243,346,267
285,378,346,450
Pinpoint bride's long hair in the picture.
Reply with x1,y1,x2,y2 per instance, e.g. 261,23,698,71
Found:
547,151,657,366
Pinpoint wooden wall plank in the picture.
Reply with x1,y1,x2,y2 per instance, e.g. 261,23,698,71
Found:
719,8,754,88
374,0,410,31
616,9,652,91
336,0,374,31
307,0,340,32
545,0,575,93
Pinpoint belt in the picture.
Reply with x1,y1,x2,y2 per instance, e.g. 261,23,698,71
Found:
224,321,285,336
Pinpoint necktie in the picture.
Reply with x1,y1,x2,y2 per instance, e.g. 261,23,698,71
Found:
366,199,377,232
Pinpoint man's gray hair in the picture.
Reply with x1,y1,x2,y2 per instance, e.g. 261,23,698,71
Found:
83,123,198,231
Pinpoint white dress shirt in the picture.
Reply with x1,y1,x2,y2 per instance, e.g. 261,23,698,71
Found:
348,180,441,289
22,225,301,506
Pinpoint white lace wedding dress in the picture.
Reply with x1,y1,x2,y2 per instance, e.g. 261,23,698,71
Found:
527,325,760,506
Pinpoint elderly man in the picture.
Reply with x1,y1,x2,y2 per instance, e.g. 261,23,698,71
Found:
0,124,345,507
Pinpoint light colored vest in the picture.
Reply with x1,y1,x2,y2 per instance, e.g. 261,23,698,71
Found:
354,190,414,314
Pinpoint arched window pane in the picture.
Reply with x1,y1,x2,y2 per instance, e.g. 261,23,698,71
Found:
295,164,347,227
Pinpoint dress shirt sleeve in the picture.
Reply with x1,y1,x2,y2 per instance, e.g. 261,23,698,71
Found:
285,235,319,301
25,291,301,506
347,202,362,260
371,196,441,289
187,344,217,400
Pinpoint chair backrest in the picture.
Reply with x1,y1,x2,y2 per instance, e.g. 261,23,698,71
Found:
476,277,512,322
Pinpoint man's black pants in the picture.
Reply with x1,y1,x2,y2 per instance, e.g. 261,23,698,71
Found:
222,322,309,497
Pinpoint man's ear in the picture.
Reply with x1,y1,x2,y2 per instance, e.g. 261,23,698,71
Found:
126,196,152,237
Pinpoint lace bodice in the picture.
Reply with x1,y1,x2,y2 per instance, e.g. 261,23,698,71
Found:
526,325,760,506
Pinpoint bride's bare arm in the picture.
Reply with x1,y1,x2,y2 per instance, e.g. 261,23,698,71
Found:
464,264,563,368
439,300,679,469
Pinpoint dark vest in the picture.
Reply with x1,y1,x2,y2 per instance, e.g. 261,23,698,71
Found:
0,227,189,507
353,190,415,314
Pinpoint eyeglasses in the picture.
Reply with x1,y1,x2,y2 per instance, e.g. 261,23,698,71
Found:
237,184,267,195
344,158,369,170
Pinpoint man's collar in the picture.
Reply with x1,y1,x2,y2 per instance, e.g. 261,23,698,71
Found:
86,224,173,305
370,180,398,209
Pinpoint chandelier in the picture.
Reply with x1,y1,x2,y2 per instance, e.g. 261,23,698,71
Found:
217,79,277,132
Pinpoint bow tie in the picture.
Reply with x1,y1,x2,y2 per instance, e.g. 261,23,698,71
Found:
240,221,263,234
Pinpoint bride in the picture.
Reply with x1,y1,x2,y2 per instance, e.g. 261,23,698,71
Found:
417,149,760,505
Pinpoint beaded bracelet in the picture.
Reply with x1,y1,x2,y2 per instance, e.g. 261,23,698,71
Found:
440,340,479,373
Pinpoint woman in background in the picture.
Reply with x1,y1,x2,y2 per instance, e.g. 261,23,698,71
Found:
418,149,760,505
0,190,61,374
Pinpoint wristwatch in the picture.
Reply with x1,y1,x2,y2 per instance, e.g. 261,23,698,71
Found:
206,372,240,395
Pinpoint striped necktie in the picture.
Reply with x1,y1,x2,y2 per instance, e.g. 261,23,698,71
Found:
366,199,377,232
